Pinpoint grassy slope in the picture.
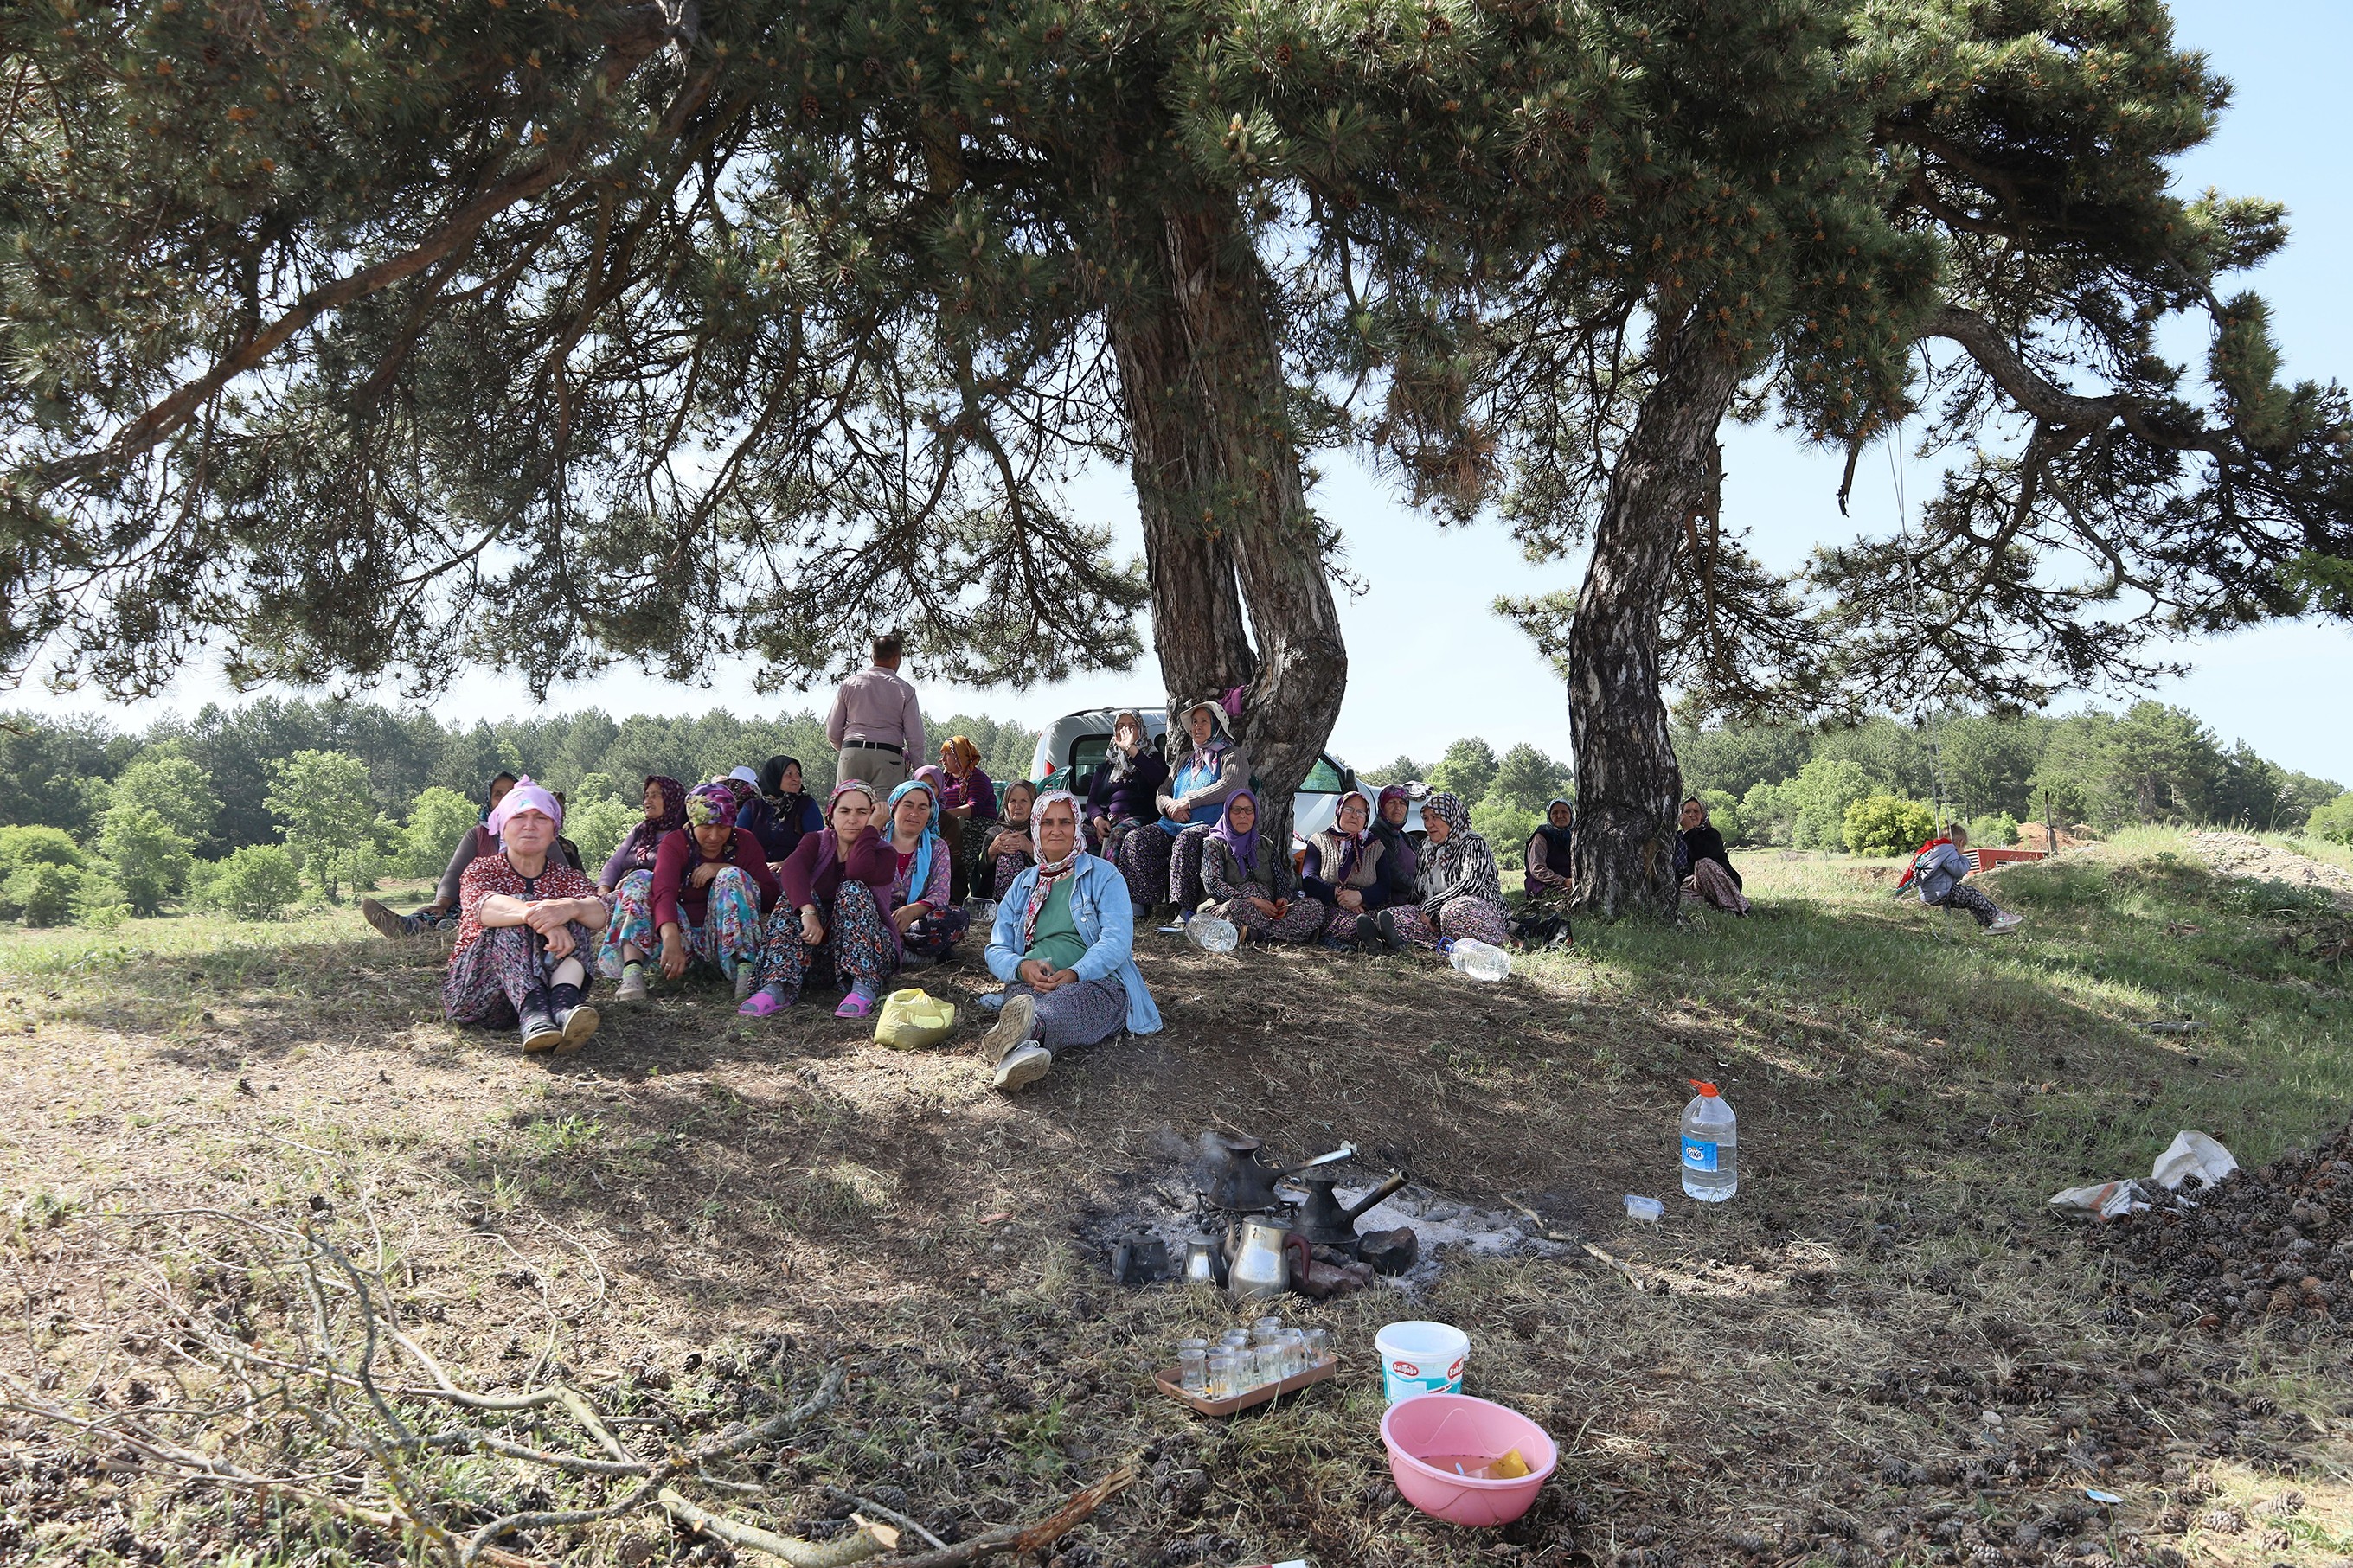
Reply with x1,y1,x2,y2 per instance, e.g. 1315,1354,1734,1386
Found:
3,835,2350,1565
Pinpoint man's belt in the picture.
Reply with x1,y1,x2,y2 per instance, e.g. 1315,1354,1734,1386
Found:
843,738,903,755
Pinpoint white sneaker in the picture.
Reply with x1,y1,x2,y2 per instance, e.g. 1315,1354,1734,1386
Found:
993,1041,1054,1091
734,965,756,1002
980,993,1037,1066
615,965,649,1002
1987,912,2023,936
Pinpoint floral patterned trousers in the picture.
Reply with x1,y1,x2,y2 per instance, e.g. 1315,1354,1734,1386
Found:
1203,894,1328,944
596,867,764,981
1384,896,1510,950
445,923,595,1027
757,879,897,999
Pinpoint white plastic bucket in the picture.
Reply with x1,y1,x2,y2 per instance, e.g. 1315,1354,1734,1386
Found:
1376,1320,1469,1406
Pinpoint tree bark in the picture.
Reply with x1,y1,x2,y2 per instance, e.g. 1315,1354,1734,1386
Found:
1106,200,1348,846
1568,323,1741,918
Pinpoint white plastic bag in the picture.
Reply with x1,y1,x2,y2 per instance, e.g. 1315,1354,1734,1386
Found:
2151,1130,2238,1191
2048,1180,2145,1219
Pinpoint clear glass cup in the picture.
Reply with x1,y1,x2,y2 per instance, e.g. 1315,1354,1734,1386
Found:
1176,1339,1209,1395
1301,1328,1330,1368
1221,1328,1252,1356
1208,1348,1241,1399
1254,1342,1284,1388
1251,1315,1285,1345
1279,1330,1307,1379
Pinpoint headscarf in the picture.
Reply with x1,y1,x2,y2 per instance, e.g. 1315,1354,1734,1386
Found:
480,771,520,823
885,777,943,906
1211,786,1260,874
488,775,562,837
759,754,804,802
1174,700,1232,782
941,736,981,777
1416,790,1503,911
1326,788,1373,886
1021,790,1084,950
805,781,877,887
684,782,741,854
643,775,689,835
728,765,760,787
1104,712,1147,784
1536,797,1575,853
1375,784,1413,825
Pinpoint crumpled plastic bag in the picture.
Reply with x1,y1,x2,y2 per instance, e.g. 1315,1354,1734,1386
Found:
2048,1130,2239,1219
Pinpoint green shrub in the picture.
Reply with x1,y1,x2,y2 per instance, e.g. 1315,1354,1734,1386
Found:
1739,778,1798,846
96,803,195,915
1696,789,1746,846
567,794,639,873
198,845,303,920
1843,793,1938,857
1792,758,1871,849
401,786,480,876
2310,791,2353,846
1471,796,1541,871
3,860,88,925
74,877,131,930
0,824,85,874
1966,811,2021,848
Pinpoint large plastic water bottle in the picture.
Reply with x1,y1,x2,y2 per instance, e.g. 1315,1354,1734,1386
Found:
1679,1079,1738,1201
1440,938,1511,982
1187,915,1239,954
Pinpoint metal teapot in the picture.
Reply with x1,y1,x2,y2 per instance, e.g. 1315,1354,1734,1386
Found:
1205,1134,1356,1212
1224,1214,1309,1303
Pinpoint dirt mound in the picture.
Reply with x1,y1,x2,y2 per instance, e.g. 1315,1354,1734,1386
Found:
2088,1125,2353,1333
2192,829,2353,912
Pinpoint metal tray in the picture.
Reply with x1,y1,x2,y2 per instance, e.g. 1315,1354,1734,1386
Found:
1152,1355,1339,1416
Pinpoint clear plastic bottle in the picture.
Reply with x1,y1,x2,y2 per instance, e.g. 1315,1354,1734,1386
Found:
1440,938,1511,982
1679,1079,1737,1201
1188,915,1240,953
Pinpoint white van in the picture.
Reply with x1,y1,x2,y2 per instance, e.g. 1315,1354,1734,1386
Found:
1027,707,1359,848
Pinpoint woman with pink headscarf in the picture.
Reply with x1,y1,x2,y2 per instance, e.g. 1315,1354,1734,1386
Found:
441,778,610,1054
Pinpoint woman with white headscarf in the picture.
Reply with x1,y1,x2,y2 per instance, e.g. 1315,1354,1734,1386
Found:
978,790,1163,1092
441,777,610,1054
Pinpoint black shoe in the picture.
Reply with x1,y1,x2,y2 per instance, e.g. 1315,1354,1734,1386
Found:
518,1005,564,1053
1375,908,1408,952
555,1002,599,1054
1352,912,1382,951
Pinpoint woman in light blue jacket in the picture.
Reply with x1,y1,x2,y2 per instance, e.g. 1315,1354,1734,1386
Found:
981,790,1163,1091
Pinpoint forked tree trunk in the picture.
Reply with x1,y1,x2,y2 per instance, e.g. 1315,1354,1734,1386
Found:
1106,200,1348,848
1568,323,1740,918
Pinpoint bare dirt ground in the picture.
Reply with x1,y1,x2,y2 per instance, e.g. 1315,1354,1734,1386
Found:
5,837,2353,1566
2190,833,2353,913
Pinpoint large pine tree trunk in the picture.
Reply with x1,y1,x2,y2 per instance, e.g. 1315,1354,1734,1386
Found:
1106,202,1347,846
1569,323,1740,918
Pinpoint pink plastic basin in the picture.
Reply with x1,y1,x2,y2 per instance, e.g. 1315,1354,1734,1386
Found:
1379,1392,1558,1528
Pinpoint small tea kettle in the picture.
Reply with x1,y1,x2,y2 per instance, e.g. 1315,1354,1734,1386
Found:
1224,1215,1308,1303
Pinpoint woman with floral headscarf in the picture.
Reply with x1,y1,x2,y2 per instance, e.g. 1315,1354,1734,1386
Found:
978,790,1163,1092
1086,711,1167,857
441,778,609,1054
935,735,998,902
1300,788,1391,949
978,778,1040,900
882,775,971,973
742,781,901,1018
1115,698,1250,918
594,776,689,893
599,781,779,1002
1194,789,1325,944
1374,790,1510,951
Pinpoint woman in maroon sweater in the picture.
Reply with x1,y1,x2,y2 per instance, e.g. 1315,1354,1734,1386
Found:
598,782,780,1002
743,781,901,1019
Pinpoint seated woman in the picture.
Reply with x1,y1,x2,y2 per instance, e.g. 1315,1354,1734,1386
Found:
364,771,516,938
882,776,971,972
1900,822,2022,934
936,735,999,903
979,790,1164,1092
594,776,688,894
743,782,901,1018
441,778,609,1054
1197,788,1326,943
1085,711,1168,858
1524,798,1576,906
1369,784,1420,909
1375,790,1510,950
739,754,824,868
1301,788,1390,949
1114,699,1248,918
599,782,780,1002
1676,797,1752,915
978,778,1040,900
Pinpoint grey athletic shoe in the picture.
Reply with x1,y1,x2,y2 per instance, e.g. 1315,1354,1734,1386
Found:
993,1041,1054,1091
733,965,756,1002
614,964,649,1002
979,993,1038,1067
1986,912,2023,936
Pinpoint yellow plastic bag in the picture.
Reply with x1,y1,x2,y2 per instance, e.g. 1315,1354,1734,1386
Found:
875,988,958,1050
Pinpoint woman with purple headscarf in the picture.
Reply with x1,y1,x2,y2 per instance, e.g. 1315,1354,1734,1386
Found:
1193,789,1325,944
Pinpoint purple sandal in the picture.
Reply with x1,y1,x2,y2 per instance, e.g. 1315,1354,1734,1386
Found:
833,982,877,1021
738,987,791,1017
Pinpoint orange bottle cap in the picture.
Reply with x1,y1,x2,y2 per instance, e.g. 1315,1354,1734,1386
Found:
1689,1079,1718,1096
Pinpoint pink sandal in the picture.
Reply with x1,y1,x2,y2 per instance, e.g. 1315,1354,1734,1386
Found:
738,988,790,1017
833,984,877,1021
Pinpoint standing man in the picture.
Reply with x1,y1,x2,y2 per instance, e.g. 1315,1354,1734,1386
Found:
827,632,926,794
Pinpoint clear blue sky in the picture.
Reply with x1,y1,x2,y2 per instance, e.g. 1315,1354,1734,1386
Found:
23,0,2351,785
